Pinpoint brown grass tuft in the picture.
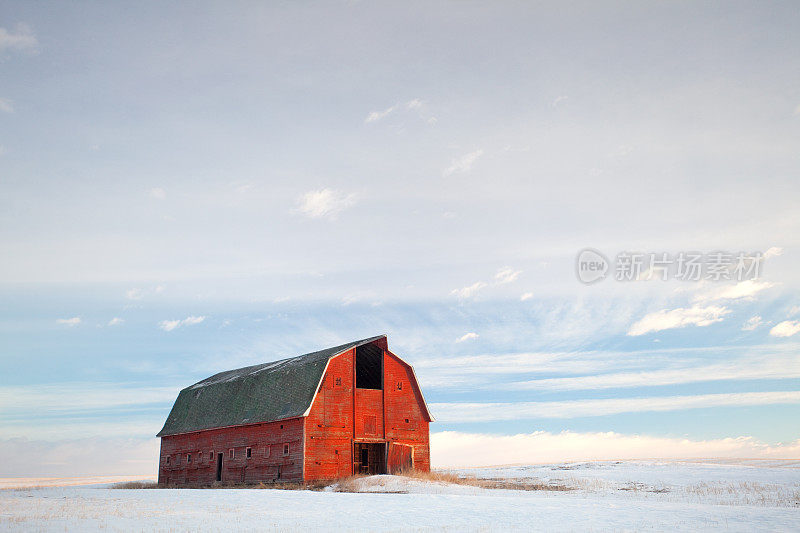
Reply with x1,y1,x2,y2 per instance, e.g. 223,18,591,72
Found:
112,481,159,489
399,469,573,491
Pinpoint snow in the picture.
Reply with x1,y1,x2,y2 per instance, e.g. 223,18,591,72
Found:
1,460,798,531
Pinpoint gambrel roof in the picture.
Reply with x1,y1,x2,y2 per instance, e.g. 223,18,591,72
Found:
157,334,431,437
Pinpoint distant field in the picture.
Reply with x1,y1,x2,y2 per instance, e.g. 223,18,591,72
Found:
0,476,155,490
1,460,798,531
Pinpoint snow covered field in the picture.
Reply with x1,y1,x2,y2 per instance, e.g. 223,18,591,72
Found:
1,460,798,532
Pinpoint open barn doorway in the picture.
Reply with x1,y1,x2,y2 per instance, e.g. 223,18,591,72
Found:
353,442,386,475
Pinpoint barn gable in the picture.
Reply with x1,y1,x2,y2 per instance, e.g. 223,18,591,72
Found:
157,335,386,437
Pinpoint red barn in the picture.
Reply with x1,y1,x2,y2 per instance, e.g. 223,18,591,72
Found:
157,335,433,485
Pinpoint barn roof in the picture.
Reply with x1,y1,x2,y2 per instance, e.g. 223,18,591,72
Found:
156,335,386,437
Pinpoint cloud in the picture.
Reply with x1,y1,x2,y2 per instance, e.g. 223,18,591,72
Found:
450,281,487,299
494,267,522,284
149,187,166,200
431,431,800,468
741,316,763,331
430,391,800,422
159,315,205,331
443,149,483,176
126,288,143,300
551,95,569,107
366,99,426,123
0,24,38,53
770,320,800,338
365,104,397,123
456,332,479,343
764,246,783,258
627,305,730,336
56,317,81,327
0,98,13,113
295,188,357,219
520,292,534,301
692,280,774,303
108,317,124,326
504,353,800,392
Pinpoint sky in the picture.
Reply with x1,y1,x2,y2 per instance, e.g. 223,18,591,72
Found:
1,1,799,476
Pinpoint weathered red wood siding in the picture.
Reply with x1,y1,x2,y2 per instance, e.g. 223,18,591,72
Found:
158,417,304,485
303,343,431,480
383,350,430,471
303,348,355,481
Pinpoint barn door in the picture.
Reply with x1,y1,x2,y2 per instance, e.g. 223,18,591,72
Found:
387,443,413,474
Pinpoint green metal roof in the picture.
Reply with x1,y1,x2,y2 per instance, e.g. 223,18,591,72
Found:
157,335,386,437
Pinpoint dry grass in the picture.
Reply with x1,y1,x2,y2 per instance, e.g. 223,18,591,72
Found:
329,474,369,493
117,470,575,493
113,481,160,489
400,469,573,491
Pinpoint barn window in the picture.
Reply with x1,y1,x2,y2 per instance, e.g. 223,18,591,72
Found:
356,343,383,389
246,447,252,459
283,444,289,456
264,445,270,458
280,424,283,429
397,381,403,390
335,376,342,387
209,451,214,461
165,456,170,465
187,454,191,463
229,448,234,459
405,418,409,424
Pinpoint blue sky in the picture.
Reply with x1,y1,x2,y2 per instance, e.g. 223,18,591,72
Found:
1,1,799,475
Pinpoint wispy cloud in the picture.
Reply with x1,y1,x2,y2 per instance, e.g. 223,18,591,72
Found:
742,316,763,331
149,187,166,200
627,305,729,336
126,288,143,300
520,292,534,301
0,24,38,53
365,104,397,123
494,267,522,284
504,354,800,392
770,320,800,338
450,281,487,299
431,391,800,422
456,332,479,343
0,98,13,113
443,149,483,176
56,317,81,327
295,188,357,219
415,344,800,391
365,99,427,123
692,280,775,303
159,315,205,332
107,317,124,326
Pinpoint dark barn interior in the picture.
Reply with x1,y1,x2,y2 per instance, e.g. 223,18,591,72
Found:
354,442,386,475
355,343,383,389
